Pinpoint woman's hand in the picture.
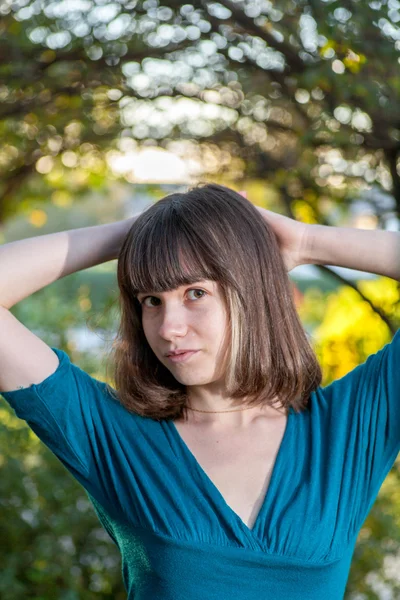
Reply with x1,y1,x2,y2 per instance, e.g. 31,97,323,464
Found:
239,191,311,272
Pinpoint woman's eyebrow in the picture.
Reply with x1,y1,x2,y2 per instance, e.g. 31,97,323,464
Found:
136,282,211,297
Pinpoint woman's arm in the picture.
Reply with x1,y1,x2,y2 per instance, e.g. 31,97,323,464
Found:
0,217,136,310
304,225,400,281
0,215,137,391
254,201,400,280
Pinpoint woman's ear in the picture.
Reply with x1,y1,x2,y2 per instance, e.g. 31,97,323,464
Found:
238,190,247,199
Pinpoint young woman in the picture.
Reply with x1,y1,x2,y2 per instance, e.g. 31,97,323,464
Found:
0,183,399,599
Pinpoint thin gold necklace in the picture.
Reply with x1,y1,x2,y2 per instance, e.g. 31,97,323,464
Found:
185,405,255,414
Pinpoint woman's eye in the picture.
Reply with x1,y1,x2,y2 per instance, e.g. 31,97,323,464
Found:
141,289,206,307
187,289,206,300
141,297,160,308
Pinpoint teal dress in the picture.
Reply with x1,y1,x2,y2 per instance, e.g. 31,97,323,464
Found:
2,330,400,599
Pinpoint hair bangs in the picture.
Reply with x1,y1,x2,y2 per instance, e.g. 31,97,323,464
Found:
127,205,216,296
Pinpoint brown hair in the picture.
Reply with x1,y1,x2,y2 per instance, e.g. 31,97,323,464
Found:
106,183,321,420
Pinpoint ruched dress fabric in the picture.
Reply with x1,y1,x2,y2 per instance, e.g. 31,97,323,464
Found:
1,330,400,599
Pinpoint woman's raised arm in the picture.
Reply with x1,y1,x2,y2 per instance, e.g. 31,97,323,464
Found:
0,216,137,393
0,216,136,310
255,201,400,281
304,224,400,281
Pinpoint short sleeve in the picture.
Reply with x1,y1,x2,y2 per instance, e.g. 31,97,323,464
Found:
0,347,127,514
320,328,400,527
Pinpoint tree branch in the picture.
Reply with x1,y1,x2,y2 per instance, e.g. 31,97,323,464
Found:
0,162,36,226
384,148,400,216
205,0,306,72
315,265,398,335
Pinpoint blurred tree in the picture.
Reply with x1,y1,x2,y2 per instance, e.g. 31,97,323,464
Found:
1,0,399,222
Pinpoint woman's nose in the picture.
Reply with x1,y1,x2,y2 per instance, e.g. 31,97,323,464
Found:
157,307,188,339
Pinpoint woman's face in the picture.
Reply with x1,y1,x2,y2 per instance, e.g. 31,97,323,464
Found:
137,280,230,387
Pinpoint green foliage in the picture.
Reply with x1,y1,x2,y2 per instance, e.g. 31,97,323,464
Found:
1,0,399,226
0,407,125,599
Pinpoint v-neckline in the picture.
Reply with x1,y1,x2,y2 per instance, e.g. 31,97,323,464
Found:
168,407,293,537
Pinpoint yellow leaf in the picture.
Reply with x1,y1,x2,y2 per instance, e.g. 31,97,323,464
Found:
79,297,92,312
52,190,72,207
29,210,47,228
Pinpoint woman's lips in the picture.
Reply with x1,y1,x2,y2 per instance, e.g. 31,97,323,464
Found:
167,350,199,363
